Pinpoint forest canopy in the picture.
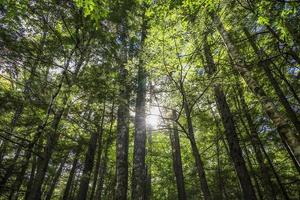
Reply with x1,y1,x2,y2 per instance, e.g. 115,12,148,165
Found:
0,0,299,199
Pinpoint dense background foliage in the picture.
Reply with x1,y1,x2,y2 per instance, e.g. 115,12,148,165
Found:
0,0,299,199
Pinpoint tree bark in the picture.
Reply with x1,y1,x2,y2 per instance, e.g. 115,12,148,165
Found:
203,33,257,200
183,96,212,200
235,84,279,199
26,107,65,200
170,110,187,200
210,11,300,165
243,27,300,135
115,65,130,200
62,141,83,200
241,141,264,200
45,155,67,200
95,99,115,200
0,144,22,193
132,63,147,200
89,107,106,200
77,104,105,200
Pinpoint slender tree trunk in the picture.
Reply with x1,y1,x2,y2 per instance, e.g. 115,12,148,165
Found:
23,148,39,200
26,108,65,200
203,33,257,200
234,86,290,199
243,28,300,134
210,11,300,164
95,100,115,200
0,144,22,193
260,140,290,199
70,176,80,200
77,104,105,200
115,18,130,199
45,155,67,200
215,134,225,200
242,141,264,200
235,84,279,199
131,13,148,200
170,110,187,200
145,125,152,200
89,107,106,200
214,85,257,200
182,96,211,200
62,141,82,200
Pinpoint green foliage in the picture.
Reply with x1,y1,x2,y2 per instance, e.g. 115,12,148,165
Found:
0,0,299,199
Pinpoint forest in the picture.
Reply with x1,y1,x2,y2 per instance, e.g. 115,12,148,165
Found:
0,0,299,199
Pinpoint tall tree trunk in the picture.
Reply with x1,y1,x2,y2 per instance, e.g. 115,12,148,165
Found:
62,141,82,200
26,107,65,200
115,17,130,199
215,131,225,200
132,63,147,200
260,139,291,199
0,144,22,193
235,84,280,199
182,96,212,200
170,110,187,200
214,85,257,200
89,107,106,200
145,82,153,200
145,125,152,200
23,142,42,200
45,155,67,200
210,11,300,165
70,176,80,200
243,28,300,135
95,99,115,200
203,33,257,200
115,66,130,200
77,104,105,200
241,141,264,200
131,12,148,200
234,87,290,199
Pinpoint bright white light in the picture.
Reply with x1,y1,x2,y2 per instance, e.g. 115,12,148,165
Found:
147,106,161,129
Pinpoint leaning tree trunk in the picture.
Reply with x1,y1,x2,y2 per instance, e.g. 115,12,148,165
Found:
235,84,280,199
62,141,83,200
209,11,300,165
95,99,115,200
241,140,264,200
170,110,187,200
26,107,65,200
203,33,257,200
182,94,212,200
0,144,22,193
243,28,300,135
77,104,105,200
45,155,67,200
89,124,104,200
235,85,290,199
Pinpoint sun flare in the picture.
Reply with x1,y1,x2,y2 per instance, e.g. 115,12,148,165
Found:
146,106,161,128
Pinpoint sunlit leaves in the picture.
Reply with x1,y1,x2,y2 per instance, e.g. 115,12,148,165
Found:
74,0,110,22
